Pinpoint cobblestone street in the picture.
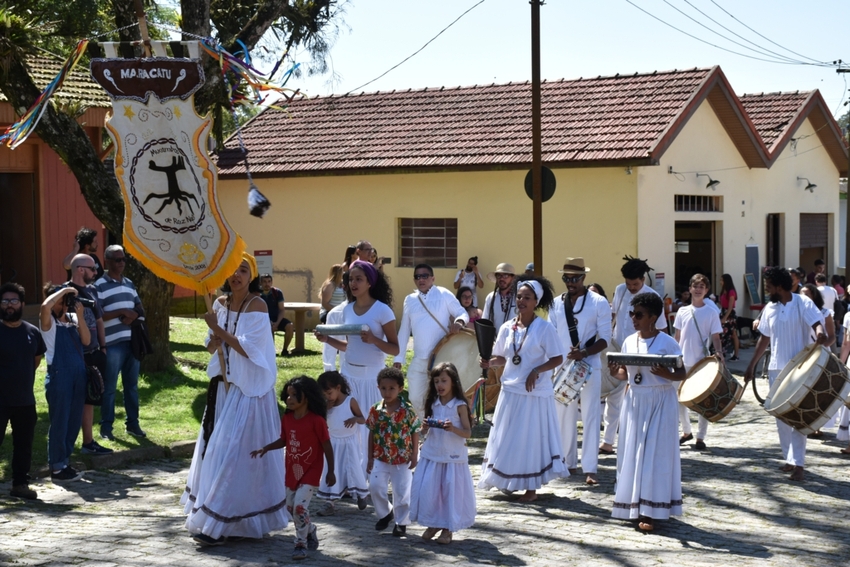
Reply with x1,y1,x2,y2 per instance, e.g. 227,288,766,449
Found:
3,362,850,566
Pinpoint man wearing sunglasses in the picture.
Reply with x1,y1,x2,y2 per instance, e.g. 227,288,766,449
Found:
550,258,611,486
394,264,468,416
94,245,147,440
600,256,668,455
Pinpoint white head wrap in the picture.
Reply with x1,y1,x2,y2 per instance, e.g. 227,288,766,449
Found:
519,280,544,305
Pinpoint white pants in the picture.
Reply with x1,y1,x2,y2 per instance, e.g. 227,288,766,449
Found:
602,385,625,446
678,404,709,439
556,367,602,473
285,484,316,547
770,370,807,466
406,358,429,418
369,461,413,526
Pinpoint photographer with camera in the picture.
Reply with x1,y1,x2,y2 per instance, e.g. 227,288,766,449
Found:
40,283,91,483
65,255,112,456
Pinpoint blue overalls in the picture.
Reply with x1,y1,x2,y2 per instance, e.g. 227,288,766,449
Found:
44,321,87,471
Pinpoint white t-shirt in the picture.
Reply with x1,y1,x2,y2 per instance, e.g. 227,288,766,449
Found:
611,283,667,346
550,290,612,370
342,301,395,367
620,332,682,388
482,290,517,331
674,303,723,368
454,270,479,307
818,285,838,312
758,294,824,370
40,314,80,365
492,316,564,397
393,286,468,363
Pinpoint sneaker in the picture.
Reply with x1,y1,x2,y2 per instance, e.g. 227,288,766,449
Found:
375,510,394,531
100,430,115,441
51,466,83,483
306,524,319,550
729,355,740,361
10,484,37,500
316,501,335,516
126,425,147,438
81,441,114,455
192,533,225,546
292,545,307,560
357,496,368,511
392,524,407,537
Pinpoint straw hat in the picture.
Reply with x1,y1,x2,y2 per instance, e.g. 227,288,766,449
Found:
486,262,516,282
558,257,591,275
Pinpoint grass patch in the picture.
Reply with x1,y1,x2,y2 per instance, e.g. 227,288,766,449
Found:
1,316,396,477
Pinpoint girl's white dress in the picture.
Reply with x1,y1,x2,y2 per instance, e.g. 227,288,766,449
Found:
612,332,684,521
478,317,568,492
317,395,369,500
410,398,477,532
181,298,290,539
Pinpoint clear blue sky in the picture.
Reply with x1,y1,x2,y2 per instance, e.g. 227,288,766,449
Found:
284,0,848,119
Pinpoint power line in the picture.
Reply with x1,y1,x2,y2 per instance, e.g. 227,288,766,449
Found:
344,0,489,95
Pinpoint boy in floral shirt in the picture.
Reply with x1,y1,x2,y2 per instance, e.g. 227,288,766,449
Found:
366,367,421,537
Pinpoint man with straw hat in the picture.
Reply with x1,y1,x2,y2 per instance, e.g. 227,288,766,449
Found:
550,258,611,486
482,263,517,331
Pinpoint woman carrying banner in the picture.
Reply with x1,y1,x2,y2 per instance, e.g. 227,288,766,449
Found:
182,253,289,546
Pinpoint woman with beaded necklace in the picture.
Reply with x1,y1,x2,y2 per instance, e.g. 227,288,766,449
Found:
182,253,289,546
608,292,685,532
478,276,567,503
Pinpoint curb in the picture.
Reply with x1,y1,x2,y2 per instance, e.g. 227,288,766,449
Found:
32,440,197,479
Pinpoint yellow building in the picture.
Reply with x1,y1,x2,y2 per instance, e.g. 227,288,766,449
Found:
216,66,847,319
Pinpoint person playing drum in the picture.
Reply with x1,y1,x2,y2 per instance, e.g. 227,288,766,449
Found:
478,276,567,502
673,274,724,451
550,257,611,486
608,292,686,532
744,267,827,482
393,264,468,417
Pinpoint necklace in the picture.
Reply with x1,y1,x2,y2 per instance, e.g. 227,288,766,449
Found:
511,315,535,365
223,294,250,377
633,331,660,384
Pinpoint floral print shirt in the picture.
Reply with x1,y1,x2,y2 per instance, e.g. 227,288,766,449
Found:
366,397,422,465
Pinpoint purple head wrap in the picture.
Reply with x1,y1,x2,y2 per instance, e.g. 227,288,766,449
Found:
350,260,378,287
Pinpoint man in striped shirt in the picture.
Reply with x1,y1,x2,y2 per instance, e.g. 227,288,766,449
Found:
94,245,146,440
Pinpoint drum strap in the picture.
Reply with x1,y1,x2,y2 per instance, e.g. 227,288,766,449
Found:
418,294,449,335
561,293,581,348
689,307,711,358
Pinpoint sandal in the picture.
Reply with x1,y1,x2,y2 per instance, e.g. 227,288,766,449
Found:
598,447,615,455
637,517,654,532
436,530,453,544
421,528,439,541
585,475,599,486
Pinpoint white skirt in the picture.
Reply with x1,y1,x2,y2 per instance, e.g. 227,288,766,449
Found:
838,406,850,442
612,385,683,521
410,457,476,532
182,384,290,538
478,389,569,492
317,432,369,500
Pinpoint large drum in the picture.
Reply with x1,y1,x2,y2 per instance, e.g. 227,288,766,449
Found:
599,346,626,400
678,357,743,422
764,344,850,435
428,329,483,405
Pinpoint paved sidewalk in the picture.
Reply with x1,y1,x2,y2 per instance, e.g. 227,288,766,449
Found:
3,353,850,566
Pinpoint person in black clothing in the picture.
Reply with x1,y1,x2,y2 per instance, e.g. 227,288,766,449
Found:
62,227,104,281
0,282,47,499
260,273,294,356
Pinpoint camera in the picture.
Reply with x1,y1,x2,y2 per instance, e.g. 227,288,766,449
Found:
64,293,95,309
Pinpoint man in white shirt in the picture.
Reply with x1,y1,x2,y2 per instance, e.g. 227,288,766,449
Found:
600,256,668,454
453,256,484,307
674,274,723,451
815,273,837,312
394,264,468,416
550,258,611,485
745,267,826,482
481,263,517,331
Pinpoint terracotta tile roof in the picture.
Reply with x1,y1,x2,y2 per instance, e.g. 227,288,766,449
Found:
217,67,717,175
739,91,812,150
0,53,110,109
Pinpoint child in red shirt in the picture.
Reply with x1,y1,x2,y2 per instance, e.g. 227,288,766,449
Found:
252,376,335,560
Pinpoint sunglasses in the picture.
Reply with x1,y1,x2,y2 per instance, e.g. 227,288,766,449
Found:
110,257,127,263
628,310,646,320
562,275,584,284
413,274,432,280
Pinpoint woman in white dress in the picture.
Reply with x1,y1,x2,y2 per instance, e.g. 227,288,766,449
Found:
608,292,686,532
478,277,567,502
182,254,290,546
315,260,398,466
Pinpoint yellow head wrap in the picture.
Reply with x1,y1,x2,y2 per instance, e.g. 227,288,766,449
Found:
242,252,258,280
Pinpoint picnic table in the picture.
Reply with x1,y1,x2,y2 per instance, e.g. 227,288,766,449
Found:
284,302,322,353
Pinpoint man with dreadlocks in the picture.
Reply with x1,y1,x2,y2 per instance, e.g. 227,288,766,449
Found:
599,256,668,455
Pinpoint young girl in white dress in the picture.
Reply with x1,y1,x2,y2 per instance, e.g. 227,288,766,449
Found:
608,292,686,532
315,371,369,515
410,362,476,544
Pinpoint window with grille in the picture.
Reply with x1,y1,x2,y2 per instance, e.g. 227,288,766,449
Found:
674,194,723,212
398,218,458,268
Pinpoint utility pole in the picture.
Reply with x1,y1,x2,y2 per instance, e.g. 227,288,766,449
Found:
838,65,850,272
531,0,543,276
